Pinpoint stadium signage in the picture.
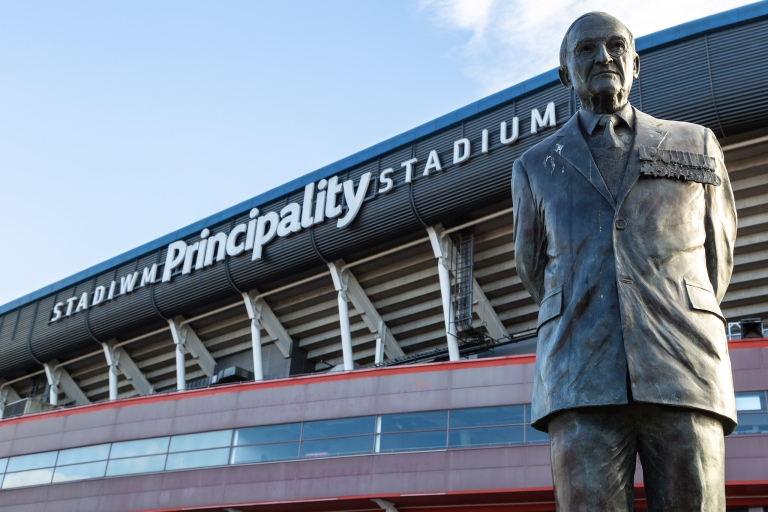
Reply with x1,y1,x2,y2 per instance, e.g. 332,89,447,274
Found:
49,103,557,323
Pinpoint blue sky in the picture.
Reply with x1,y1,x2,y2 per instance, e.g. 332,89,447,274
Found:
0,0,756,305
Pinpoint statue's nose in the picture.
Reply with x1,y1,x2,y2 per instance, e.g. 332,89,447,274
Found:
595,44,613,64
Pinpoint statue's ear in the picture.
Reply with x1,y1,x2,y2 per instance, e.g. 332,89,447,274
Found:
633,53,640,79
558,67,573,90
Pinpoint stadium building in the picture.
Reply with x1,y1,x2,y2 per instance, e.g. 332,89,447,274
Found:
1,4,768,511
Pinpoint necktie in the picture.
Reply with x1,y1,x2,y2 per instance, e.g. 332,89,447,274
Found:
597,114,623,150
587,113,630,201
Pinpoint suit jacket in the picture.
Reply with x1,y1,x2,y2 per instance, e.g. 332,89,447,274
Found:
511,107,738,434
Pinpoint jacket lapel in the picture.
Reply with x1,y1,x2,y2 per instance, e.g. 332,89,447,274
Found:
552,114,615,209
615,108,668,211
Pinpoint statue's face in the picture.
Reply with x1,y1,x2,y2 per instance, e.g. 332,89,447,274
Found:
560,15,639,113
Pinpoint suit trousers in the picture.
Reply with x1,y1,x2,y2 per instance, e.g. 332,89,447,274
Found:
548,403,725,512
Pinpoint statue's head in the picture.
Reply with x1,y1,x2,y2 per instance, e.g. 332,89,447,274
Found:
558,12,639,114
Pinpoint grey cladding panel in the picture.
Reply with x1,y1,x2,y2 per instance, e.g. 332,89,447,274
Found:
708,20,768,135
315,170,425,263
32,283,94,364
416,89,570,224
89,253,162,342
27,284,89,369
155,222,236,316
464,102,517,138
0,309,30,375
637,38,720,131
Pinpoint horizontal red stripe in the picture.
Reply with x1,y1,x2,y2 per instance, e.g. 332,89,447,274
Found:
728,338,768,350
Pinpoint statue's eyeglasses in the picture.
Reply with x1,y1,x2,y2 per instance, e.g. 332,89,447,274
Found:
570,37,630,60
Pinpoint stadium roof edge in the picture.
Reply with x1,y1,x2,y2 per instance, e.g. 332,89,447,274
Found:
2,1,767,316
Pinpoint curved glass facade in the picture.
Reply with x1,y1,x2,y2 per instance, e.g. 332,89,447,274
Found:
2,394,765,491
0,404,546,490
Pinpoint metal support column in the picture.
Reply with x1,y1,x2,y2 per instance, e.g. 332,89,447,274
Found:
168,319,187,390
242,291,265,381
102,342,120,401
43,361,90,406
427,225,459,361
43,363,60,406
328,262,354,370
168,316,217,391
101,341,154,397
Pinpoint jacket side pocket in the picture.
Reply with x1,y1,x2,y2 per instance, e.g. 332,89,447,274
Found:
685,279,725,323
537,287,563,330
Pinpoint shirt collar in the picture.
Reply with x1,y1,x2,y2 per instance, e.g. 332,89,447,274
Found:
578,102,635,135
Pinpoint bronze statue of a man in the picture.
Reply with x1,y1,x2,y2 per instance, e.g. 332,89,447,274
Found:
511,12,737,511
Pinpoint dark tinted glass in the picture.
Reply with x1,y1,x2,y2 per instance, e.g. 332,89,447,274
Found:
449,426,524,448
735,392,766,412
302,417,375,439
231,443,300,463
300,436,374,458
450,406,524,428
733,412,768,435
380,411,447,432
525,424,550,443
52,461,107,483
378,431,447,452
234,424,301,445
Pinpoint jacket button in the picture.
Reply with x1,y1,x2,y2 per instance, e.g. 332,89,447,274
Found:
615,218,628,230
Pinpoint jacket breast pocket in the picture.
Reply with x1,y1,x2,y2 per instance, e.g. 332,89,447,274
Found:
685,279,725,324
537,287,563,330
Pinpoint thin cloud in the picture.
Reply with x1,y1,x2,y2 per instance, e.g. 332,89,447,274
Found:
419,0,757,94
419,0,498,49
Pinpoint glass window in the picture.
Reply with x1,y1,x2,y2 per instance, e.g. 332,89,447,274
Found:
300,435,374,458
733,412,768,435
525,424,550,444
450,406,525,428
449,426,524,448
379,411,447,433
2,468,54,489
735,392,766,412
302,416,375,439
231,443,299,464
110,437,169,459
378,431,447,452
7,451,58,473
169,430,232,453
165,448,230,470
105,455,167,477
56,444,111,466
233,423,301,446
52,461,107,483
0,457,7,473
